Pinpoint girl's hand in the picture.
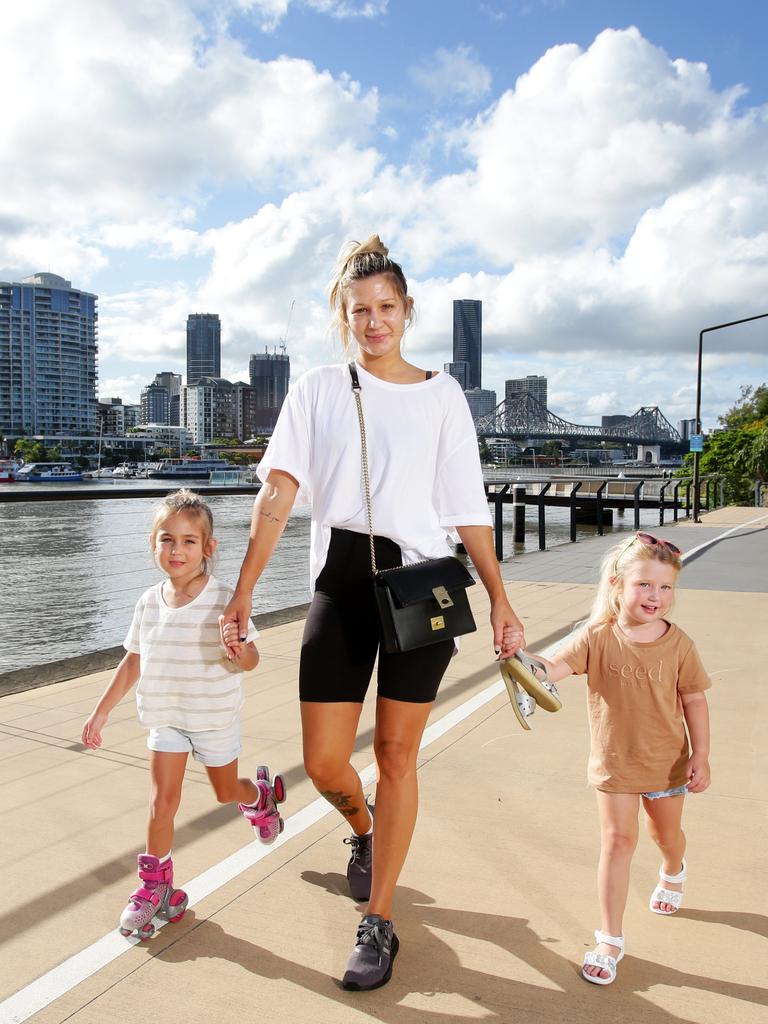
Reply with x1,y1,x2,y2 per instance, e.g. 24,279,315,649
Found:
220,592,252,659
82,711,108,749
219,616,243,661
490,598,525,660
686,753,711,793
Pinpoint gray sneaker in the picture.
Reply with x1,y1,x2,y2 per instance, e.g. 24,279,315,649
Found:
343,801,373,900
341,914,399,991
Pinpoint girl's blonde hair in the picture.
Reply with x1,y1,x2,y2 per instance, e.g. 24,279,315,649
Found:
327,234,413,355
150,489,215,574
589,534,682,626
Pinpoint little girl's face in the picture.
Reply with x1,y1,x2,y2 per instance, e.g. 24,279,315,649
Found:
154,511,213,579
617,560,678,627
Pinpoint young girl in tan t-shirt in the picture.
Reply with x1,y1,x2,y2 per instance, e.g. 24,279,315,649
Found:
522,532,711,986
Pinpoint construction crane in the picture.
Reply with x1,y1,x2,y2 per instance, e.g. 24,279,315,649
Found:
279,299,295,354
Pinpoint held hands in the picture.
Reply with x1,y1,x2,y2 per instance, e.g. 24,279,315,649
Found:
686,753,711,793
490,599,525,661
82,711,108,749
219,591,252,661
219,616,244,661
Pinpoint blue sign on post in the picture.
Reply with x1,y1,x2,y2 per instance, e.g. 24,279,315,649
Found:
689,434,704,453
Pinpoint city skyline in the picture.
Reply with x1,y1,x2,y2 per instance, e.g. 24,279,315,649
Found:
2,3,767,431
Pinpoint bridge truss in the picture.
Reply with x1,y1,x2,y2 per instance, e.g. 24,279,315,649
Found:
474,394,682,445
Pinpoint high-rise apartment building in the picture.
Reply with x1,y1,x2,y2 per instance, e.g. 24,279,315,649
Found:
248,350,290,434
452,299,482,390
464,388,497,420
141,372,182,426
154,371,182,425
186,314,221,384
97,397,140,435
181,376,236,445
505,375,548,409
444,360,470,391
141,382,170,426
0,272,98,436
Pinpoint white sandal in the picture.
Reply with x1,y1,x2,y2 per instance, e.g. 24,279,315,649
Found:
649,858,687,915
582,930,625,986
499,661,536,730
503,651,563,712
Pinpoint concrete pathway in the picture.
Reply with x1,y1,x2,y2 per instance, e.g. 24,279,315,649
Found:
1,507,766,1024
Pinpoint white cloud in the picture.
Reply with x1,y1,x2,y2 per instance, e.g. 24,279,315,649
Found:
305,0,388,18
226,0,386,31
0,1,377,282
2,12,767,429
410,45,492,104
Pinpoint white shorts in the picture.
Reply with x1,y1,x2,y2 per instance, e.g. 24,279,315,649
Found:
146,719,241,767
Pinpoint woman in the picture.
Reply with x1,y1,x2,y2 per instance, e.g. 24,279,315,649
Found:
221,235,525,990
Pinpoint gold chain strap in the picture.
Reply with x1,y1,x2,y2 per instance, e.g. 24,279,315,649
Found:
351,368,378,576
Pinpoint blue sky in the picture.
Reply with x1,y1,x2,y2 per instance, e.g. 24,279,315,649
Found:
2,0,767,430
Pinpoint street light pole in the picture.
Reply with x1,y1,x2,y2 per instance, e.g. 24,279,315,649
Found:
692,311,768,522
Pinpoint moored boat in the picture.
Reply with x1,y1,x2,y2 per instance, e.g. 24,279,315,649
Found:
15,462,85,482
0,459,18,482
147,457,234,479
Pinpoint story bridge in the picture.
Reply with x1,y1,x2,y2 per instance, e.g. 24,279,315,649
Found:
474,393,683,447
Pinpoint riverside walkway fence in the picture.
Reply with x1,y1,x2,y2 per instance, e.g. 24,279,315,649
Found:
482,473,728,559
0,472,733,690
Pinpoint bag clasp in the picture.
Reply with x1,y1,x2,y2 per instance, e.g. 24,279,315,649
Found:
432,586,454,609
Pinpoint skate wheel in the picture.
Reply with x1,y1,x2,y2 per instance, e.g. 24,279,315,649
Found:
255,765,270,783
167,889,188,923
272,773,286,804
119,927,133,937
139,923,155,940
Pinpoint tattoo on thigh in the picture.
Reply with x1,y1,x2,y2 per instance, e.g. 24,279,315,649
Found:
321,790,359,818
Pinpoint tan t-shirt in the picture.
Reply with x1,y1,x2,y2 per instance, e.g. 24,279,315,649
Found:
558,621,711,793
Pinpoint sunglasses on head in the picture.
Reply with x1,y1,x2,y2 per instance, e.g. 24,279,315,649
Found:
613,532,682,575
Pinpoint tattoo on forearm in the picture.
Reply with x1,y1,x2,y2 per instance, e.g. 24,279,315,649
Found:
258,510,283,525
320,790,359,818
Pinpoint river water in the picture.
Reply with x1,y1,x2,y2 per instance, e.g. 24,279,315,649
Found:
0,479,662,675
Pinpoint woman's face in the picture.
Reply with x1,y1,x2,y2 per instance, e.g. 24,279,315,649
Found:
344,274,411,361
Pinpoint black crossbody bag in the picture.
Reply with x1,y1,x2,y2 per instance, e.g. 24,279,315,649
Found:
348,362,477,654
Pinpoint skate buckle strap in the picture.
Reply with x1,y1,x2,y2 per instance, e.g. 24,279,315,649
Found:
137,867,167,883
131,885,163,905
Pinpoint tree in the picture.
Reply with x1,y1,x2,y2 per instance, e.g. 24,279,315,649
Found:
718,383,768,430
736,425,768,483
680,428,754,504
14,439,46,463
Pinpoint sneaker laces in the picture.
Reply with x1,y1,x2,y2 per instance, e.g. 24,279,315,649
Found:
355,918,389,961
344,833,372,866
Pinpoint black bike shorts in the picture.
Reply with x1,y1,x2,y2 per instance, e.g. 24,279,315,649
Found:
299,528,455,704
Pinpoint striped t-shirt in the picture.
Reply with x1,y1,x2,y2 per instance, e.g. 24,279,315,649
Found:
124,576,259,731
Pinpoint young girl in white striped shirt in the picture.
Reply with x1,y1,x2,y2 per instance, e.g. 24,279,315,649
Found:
82,489,286,940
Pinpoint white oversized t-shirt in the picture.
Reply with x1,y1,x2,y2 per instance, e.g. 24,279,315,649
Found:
123,576,259,731
257,363,492,590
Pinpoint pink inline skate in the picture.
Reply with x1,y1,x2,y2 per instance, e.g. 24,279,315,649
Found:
239,764,286,843
119,854,188,940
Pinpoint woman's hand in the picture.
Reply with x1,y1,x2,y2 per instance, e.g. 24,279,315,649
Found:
219,591,253,660
490,598,525,660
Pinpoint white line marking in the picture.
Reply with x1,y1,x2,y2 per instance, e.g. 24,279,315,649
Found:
678,511,768,563
2,514,765,1024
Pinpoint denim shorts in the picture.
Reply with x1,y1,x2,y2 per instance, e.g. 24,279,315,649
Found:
642,784,688,800
146,718,241,767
